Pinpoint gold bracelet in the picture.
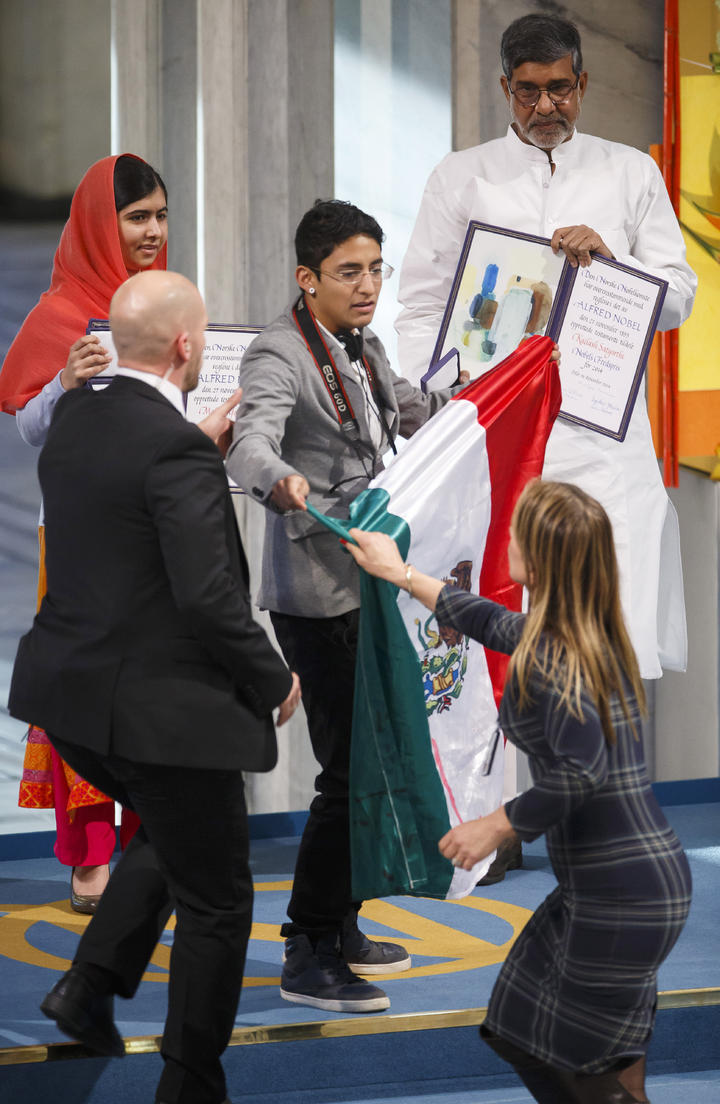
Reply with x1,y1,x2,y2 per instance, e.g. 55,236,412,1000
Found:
405,563,414,598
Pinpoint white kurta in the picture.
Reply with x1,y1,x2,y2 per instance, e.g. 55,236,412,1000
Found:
397,127,697,678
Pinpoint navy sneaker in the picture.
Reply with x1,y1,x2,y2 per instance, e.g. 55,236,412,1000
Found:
280,933,390,1012
341,912,411,975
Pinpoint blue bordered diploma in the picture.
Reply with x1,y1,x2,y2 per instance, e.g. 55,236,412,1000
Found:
550,258,666,440
419,348,461,394
84,320,119,382
425,221,667,442
85,321,262,423
85,321,263,493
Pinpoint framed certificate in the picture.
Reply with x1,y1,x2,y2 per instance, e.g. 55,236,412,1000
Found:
549,257,666,440
84,320,117,384
183,326,262,423
85,321,263,493
85,321,262,421
424,221,667,442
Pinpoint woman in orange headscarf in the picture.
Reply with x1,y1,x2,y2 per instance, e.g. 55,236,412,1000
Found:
0,154,168,911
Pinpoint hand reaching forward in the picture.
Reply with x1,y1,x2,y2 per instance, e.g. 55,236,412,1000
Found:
345,528,445,612
61,335,112,390
270,474,310,512
345,529,405,583
196,388,243,456
276,671,302,726
438,806,516,871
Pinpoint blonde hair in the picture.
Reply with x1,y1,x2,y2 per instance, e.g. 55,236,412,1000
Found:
508,480,646,744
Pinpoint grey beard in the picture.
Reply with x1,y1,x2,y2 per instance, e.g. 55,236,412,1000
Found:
526,117,572,149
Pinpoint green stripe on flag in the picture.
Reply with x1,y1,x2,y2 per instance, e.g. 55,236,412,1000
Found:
307,489,454,901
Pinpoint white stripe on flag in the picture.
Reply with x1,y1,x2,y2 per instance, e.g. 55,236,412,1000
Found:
371,399,505,897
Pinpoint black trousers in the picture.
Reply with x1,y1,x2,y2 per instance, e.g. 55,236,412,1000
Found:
50,735,252,1104
270,609,360,938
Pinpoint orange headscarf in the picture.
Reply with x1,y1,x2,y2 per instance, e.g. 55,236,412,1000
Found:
0,153,167,415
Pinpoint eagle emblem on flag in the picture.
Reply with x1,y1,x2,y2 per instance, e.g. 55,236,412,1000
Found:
416,560,473,715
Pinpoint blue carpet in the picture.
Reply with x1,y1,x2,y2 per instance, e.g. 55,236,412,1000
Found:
239,1070,720,1104
0,802,718,1103
1,1029,718,1103
0,802,717,1049
225,1070,720,1104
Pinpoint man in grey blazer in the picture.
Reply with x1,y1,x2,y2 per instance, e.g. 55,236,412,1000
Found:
226,200,462,1013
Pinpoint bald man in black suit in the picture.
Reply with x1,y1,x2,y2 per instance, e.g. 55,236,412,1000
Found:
9,270,300,1104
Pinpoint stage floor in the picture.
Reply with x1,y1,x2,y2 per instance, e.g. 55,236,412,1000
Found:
0,801,717,1052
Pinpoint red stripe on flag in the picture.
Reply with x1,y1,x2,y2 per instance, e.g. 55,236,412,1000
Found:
453,336,561,707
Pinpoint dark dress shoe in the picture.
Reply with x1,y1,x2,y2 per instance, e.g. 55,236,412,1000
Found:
70,867,103,914
41,966,125,1056
476,837,523,886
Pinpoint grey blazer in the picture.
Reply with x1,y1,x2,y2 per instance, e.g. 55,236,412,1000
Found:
226,301,454,618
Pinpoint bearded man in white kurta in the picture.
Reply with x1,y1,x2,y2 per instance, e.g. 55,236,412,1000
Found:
397,13,696,682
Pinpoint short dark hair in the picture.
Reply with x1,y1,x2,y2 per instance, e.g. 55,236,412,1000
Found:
295,199,384,270
113,154,167,212
500,14,583,79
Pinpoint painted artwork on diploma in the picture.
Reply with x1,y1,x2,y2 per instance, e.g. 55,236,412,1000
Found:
427,222,566,378
425,222,667,441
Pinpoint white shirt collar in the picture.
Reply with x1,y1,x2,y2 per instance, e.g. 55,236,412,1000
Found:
316,319,356,358
115,366,186,417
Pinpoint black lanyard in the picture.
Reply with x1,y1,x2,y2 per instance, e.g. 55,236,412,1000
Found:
291,295,396,454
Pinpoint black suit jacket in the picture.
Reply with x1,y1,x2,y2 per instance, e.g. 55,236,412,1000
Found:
10,375,292,771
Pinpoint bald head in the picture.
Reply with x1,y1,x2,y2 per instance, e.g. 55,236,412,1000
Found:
109,270,207,384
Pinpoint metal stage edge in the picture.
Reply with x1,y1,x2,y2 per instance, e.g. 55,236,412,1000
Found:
2,986,718,1068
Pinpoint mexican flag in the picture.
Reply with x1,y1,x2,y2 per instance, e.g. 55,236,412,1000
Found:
343,336,561,900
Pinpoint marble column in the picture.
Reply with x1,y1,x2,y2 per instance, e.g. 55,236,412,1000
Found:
247,0,334,323
112,0,244,310
241,0,334,814
110,0,162,169
111,0,333,318
112,0,333,814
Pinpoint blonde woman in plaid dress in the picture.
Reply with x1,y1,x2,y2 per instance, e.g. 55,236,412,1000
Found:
346,480,692,1104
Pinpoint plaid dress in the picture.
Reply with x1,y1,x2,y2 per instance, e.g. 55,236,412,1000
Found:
436,586,692,1074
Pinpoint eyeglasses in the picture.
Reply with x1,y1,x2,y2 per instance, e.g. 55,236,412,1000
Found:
509,78,579,108
313,262,394,287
